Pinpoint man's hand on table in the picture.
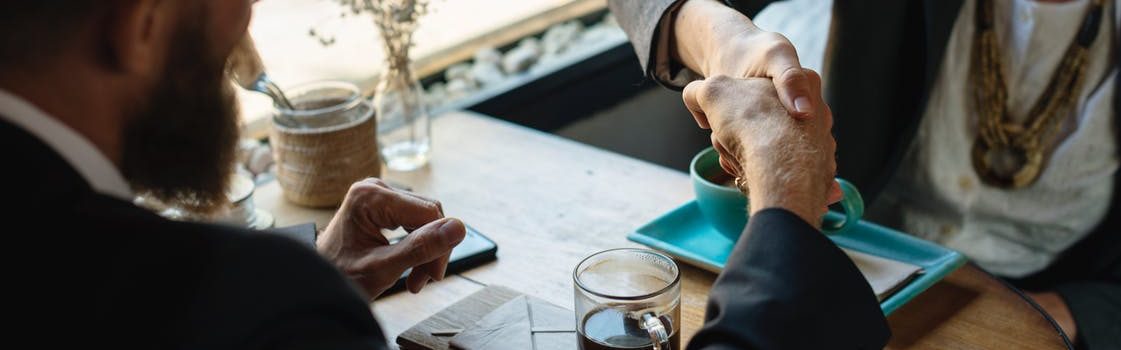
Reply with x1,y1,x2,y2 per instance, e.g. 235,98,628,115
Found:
316,178,467,300
683,74,841,227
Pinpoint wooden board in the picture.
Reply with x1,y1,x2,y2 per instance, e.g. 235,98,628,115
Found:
255,111,1068,349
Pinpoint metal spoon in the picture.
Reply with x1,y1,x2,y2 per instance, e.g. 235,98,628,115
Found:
248,73,296,111
228,35,297,111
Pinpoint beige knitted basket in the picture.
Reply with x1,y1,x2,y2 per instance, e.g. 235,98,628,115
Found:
270,109,379,208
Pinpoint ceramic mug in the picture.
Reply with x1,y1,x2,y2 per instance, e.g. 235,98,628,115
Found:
690,147,864,240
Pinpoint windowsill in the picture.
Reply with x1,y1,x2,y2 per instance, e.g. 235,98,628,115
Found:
238,0,607,139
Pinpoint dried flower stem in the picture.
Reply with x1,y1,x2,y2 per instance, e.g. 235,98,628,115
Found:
334,0,429,82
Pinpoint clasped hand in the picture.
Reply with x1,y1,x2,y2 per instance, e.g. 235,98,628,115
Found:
683,73,841,227
673,0,841,226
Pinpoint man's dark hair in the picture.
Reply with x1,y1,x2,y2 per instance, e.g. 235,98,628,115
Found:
0,1,102,69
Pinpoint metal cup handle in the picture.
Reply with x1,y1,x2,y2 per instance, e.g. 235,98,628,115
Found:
642,313,671,350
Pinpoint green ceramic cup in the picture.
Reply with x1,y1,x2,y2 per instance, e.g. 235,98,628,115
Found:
690,147,864,240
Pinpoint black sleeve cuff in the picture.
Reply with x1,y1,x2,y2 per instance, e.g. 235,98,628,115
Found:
722,0,777,18
688,208,890,349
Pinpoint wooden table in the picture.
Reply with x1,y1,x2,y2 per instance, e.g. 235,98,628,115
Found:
255,111,1069,349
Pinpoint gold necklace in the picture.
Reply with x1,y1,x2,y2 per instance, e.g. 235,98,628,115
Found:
970,0,1106,189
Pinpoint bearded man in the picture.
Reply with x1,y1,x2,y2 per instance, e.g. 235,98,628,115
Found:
2,0,467,347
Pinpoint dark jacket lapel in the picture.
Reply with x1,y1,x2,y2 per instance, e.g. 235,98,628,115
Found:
825,0,920,199
922,0,966,92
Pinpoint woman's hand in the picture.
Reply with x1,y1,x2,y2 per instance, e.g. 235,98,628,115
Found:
673,0,816,118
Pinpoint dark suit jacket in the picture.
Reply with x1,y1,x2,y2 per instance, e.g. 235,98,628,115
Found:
5,116,887,349
607,0,1120,348
4,120,390,349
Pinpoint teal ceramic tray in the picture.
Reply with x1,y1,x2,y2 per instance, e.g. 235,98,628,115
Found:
628,201,967,315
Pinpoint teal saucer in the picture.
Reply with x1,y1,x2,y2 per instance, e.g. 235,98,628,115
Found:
628,201,967,315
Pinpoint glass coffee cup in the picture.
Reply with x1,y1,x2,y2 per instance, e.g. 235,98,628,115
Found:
574,249,681,350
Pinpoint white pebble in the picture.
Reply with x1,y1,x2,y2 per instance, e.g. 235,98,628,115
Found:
425,82,448,107
445,78,476,99
445,63,474,82
517,38,541,55
247,145,274,175
471,61,506,86
503,40,541,74
474,47,502,64
579,25,623,46
541,21,584,57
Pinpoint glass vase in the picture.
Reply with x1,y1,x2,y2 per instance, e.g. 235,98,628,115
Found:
374,64,431,171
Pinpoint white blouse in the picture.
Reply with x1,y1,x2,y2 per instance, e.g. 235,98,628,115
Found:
878,0,1119,277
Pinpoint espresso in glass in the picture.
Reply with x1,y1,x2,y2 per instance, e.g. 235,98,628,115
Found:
574,249,681,350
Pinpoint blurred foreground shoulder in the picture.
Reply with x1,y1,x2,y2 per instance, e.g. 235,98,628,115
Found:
184,225,389,350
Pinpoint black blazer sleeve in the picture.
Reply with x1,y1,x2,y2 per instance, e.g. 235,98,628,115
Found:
687,209,891,350
186,232,388,350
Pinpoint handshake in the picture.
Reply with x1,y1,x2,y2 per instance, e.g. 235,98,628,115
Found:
683,73,842,228
317,72,840,300
319,1,840,298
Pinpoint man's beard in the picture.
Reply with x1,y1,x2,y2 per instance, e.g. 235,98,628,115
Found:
120,19,239,214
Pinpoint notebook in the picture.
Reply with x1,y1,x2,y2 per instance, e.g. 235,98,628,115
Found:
397,286,572,350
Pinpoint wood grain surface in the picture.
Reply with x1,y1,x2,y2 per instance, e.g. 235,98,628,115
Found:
254,111,1068,349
